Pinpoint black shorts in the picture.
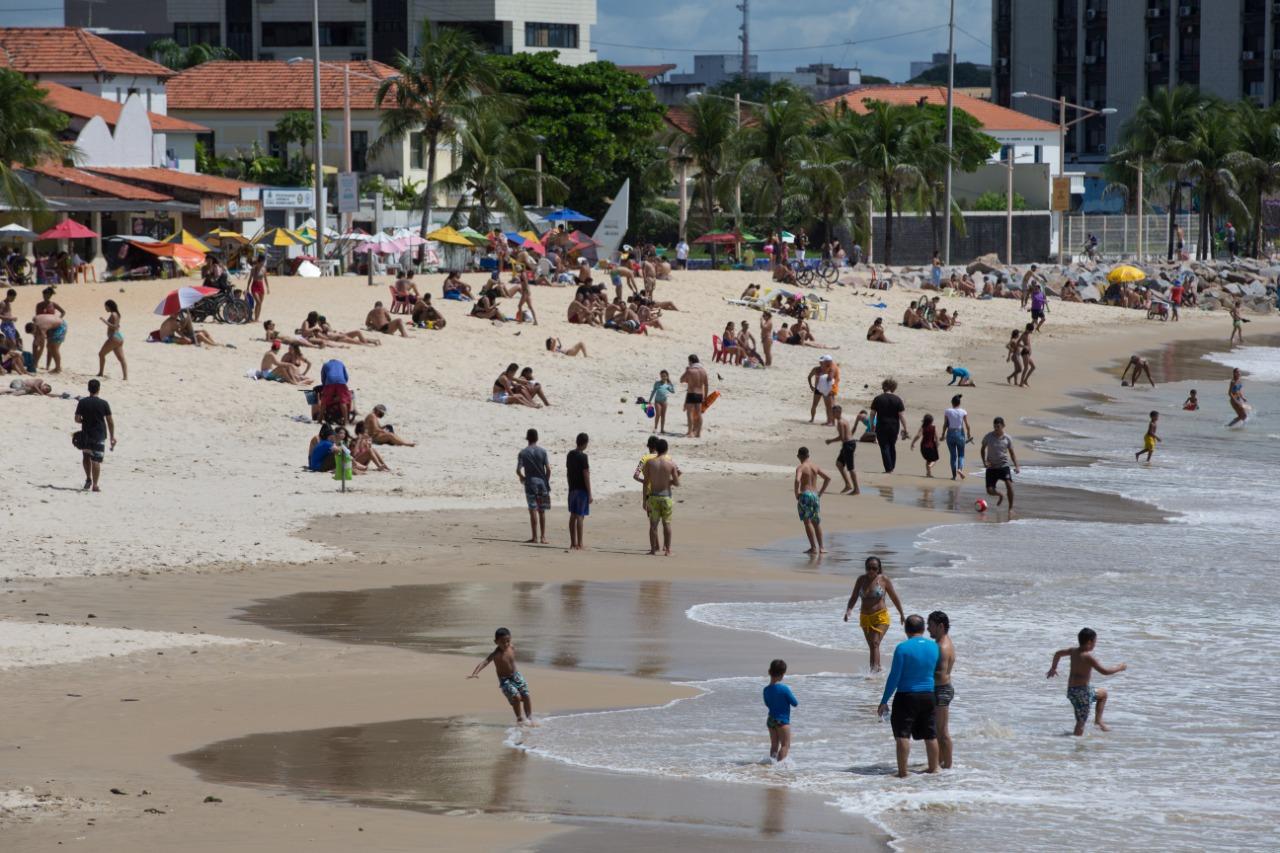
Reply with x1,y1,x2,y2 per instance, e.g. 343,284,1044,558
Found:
685,393,703,406
1031,308,1045,320
837,440,856,469
890,691,937,741
83,442,105,463
985,466,1012,489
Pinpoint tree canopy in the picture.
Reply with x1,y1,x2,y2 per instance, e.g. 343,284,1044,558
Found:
0,69,78,212
907,62,991,88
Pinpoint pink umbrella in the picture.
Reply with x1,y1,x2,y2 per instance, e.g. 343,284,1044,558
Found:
153,286,218,316
521,237,546,255
38,219,99,240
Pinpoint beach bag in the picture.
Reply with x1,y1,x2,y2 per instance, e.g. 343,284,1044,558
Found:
71,429,86,450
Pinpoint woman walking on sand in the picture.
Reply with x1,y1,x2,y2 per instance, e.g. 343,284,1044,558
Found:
1005,330,1022,385
843,557,905,673
249,254,269,322
1018,323,1036,387
1227,368,1249,427
97,300,127,380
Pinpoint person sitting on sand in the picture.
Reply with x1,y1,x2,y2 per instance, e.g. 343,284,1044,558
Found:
518,366,551,406
1061,281,1082,303
442,270,473,300
300,310,328,342
147,312,221,347
737,320,763,364
575,259,594,287
412,293,447,329
632,297,665,331
282,342,311,377
351,421,392,472
902,301,927,330
366,301,409,337
259,340,307,384
786,319,839,349
935,307,954,330
772,262,798,285
567,292,600,326
363,404,415,446
470,289,505,321
867,317,890,343
493,363,541,407
1,335,28,374
546,337,587,357
741,283,762,301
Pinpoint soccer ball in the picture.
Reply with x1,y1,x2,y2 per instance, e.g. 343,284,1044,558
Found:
974,499,989,513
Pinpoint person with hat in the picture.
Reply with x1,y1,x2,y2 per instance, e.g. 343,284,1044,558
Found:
258,340,307,384
807,355,840,426
363,404,414,446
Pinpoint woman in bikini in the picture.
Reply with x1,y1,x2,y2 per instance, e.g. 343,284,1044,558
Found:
97,299,127,380
1227,367,1249,426
721,322,741,365
1018,323,1036,387
842,556,906,673
545,337,587,358
352,422,392,471
1005,329,1023,385
249,255,269,321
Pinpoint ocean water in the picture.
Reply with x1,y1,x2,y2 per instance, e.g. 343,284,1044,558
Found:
516,347,1280,852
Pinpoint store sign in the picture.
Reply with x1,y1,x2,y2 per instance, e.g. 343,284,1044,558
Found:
1051,177,1072,212
336,172,359,213
262,187,315,209
200,197,261,220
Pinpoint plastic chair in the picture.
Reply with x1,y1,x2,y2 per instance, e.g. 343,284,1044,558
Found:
712,334,729,363
389,286,412,314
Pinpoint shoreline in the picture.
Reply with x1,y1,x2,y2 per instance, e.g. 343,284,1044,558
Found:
3,270,1277,850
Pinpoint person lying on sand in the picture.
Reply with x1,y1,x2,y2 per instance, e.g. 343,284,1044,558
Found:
3,377,52,395
366,302,409,337
258,341,307,384
546,337,588,357
784,319,838,349
319,319,380,346
264,320,321,349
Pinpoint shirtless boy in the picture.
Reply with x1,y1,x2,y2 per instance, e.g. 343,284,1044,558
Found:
468,627,534,725
642,438,681,556
680,354,709,438
1047,627,1127,736
824,405,866,494
928,611,955,768
259,342,306,384
793,447,832,554
1135,410,1160,462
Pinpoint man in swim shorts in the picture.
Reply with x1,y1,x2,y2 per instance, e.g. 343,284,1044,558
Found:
878,614,940,778
793,446,831,554
642,438,680,556
517,428,552,544
680,354,709,438
928,611,955,769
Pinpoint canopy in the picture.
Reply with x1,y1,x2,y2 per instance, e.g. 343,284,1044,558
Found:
154,286,217,316
1107,265,1146,284
426,226,475,247
0,223,36,240
544,207,593,223
693,232,742,245
137,241,205,267
38,219,97,240
254,227,308,247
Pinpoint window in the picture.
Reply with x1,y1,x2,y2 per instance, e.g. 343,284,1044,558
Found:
268,131,285,161
351,130,369,172
410,132,425,170
525,22,578,49
196,132,216,155
174,22,220,47
261,21,367,48
350,52,367,61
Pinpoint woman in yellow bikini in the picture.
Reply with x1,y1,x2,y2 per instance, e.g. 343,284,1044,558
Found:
842,556,906,673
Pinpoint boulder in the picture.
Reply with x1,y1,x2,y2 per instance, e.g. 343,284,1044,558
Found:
966,253,1002,276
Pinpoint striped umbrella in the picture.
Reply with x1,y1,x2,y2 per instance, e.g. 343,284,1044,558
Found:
153,286,218,316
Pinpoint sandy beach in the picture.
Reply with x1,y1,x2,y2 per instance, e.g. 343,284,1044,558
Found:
2,267,1274,851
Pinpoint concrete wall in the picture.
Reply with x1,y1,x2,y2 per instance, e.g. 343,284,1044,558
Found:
954,163,1052,210
870,212,1051,266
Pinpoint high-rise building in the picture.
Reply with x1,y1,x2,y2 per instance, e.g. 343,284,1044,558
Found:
993,0,1276,162
44,1,598,67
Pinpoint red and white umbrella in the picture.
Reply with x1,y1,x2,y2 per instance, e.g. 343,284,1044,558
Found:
153,286,217,316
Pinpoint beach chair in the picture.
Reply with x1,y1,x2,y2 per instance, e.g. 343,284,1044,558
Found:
712,334,730,363
389,286,413,314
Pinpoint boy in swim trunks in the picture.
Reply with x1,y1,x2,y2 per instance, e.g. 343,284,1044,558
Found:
794,446,832,555
1047,627,1127,736
642,438,681,556
468,627,534,725
763,659,799,763
824,405,866,494
1182,389,1198,411
1136,410,1160,462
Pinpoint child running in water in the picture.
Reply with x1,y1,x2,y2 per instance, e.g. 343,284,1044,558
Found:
1182,389,1198,411
1046,627,1127,736
468,627,535,725
648,369,675,434
1136,410,1161,462
763,659,798,763
910,413,940,477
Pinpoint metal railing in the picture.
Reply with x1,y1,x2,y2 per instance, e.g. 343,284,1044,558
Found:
1063,212,1201,262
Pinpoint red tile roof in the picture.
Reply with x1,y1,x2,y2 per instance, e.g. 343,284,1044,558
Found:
663,105,694,135
0,28,172,78
823,85,1060,132
167,60,400,111
618,64,677,81
85,167,259,197
38,81,207,134
24,163,173,202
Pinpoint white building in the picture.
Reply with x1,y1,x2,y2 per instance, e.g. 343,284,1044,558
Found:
0,26,173,113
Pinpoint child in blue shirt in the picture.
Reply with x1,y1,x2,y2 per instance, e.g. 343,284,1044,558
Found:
762,659,799,762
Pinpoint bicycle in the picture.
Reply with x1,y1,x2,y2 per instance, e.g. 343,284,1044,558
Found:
190,288,250,324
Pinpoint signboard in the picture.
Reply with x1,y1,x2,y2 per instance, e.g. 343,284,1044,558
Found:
262,187,315,209
593,178,630,261
336,172,359,214
200,197,261,220
1051,176,1071,212
239,187,260,202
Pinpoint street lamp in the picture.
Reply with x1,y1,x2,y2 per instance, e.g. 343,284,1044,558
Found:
533,134,547,208
1012,91,1118,264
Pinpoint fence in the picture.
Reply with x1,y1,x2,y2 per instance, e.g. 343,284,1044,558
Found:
1063,213,1201,262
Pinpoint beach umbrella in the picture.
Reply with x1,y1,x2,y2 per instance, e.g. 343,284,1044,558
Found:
503,230,523,245
38,219,98,240
544,207,594,223
517,230,540,243
520,237,546,255
1107,264,1146,283
426,226,475,247
137,241,206,267
153,285,217,316
202,228,248,247
0,223,36,240
693,232,742,245
254,227,308,247
457,226,489,245
781,230,795,244
163,229,212,252
353,233,404,254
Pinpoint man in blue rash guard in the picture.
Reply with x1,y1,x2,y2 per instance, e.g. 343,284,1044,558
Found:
878,613,940,778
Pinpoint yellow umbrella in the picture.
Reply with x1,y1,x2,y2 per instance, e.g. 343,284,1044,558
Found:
294,225,320,244
254,227,308,247
203,228,248,246
426,226,475,247
517,230,539,243
164,228,212,252
1107,264,1146,284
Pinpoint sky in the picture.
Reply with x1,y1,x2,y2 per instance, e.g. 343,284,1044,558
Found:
594,0,992,81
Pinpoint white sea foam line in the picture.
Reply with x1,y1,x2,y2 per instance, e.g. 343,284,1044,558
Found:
0,620,259,670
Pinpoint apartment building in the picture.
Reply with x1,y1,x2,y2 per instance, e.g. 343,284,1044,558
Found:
993,0,1280,161
156,0,596,65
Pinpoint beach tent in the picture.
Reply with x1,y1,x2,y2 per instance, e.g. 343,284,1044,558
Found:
352,233,403,254
426,226,475,247
544,207,593,223
38,219,98,240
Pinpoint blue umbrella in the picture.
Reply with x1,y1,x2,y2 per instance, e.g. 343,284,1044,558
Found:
544,207,594,223
503,231,523,244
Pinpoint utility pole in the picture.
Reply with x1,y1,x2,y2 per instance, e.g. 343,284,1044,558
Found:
738,0,750,81
310,0,325,264
942,0,956,266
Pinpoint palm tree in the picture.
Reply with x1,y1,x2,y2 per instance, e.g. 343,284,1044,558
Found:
671,94,738,233
149,39,237,70
0,69,78,212
1115,85,1206,259
274,110,329,171
1227,100,1280,257
736,89,819,231
374,20,503,258
851,101,926,265
1176,108,1249,260
440,111,567,230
